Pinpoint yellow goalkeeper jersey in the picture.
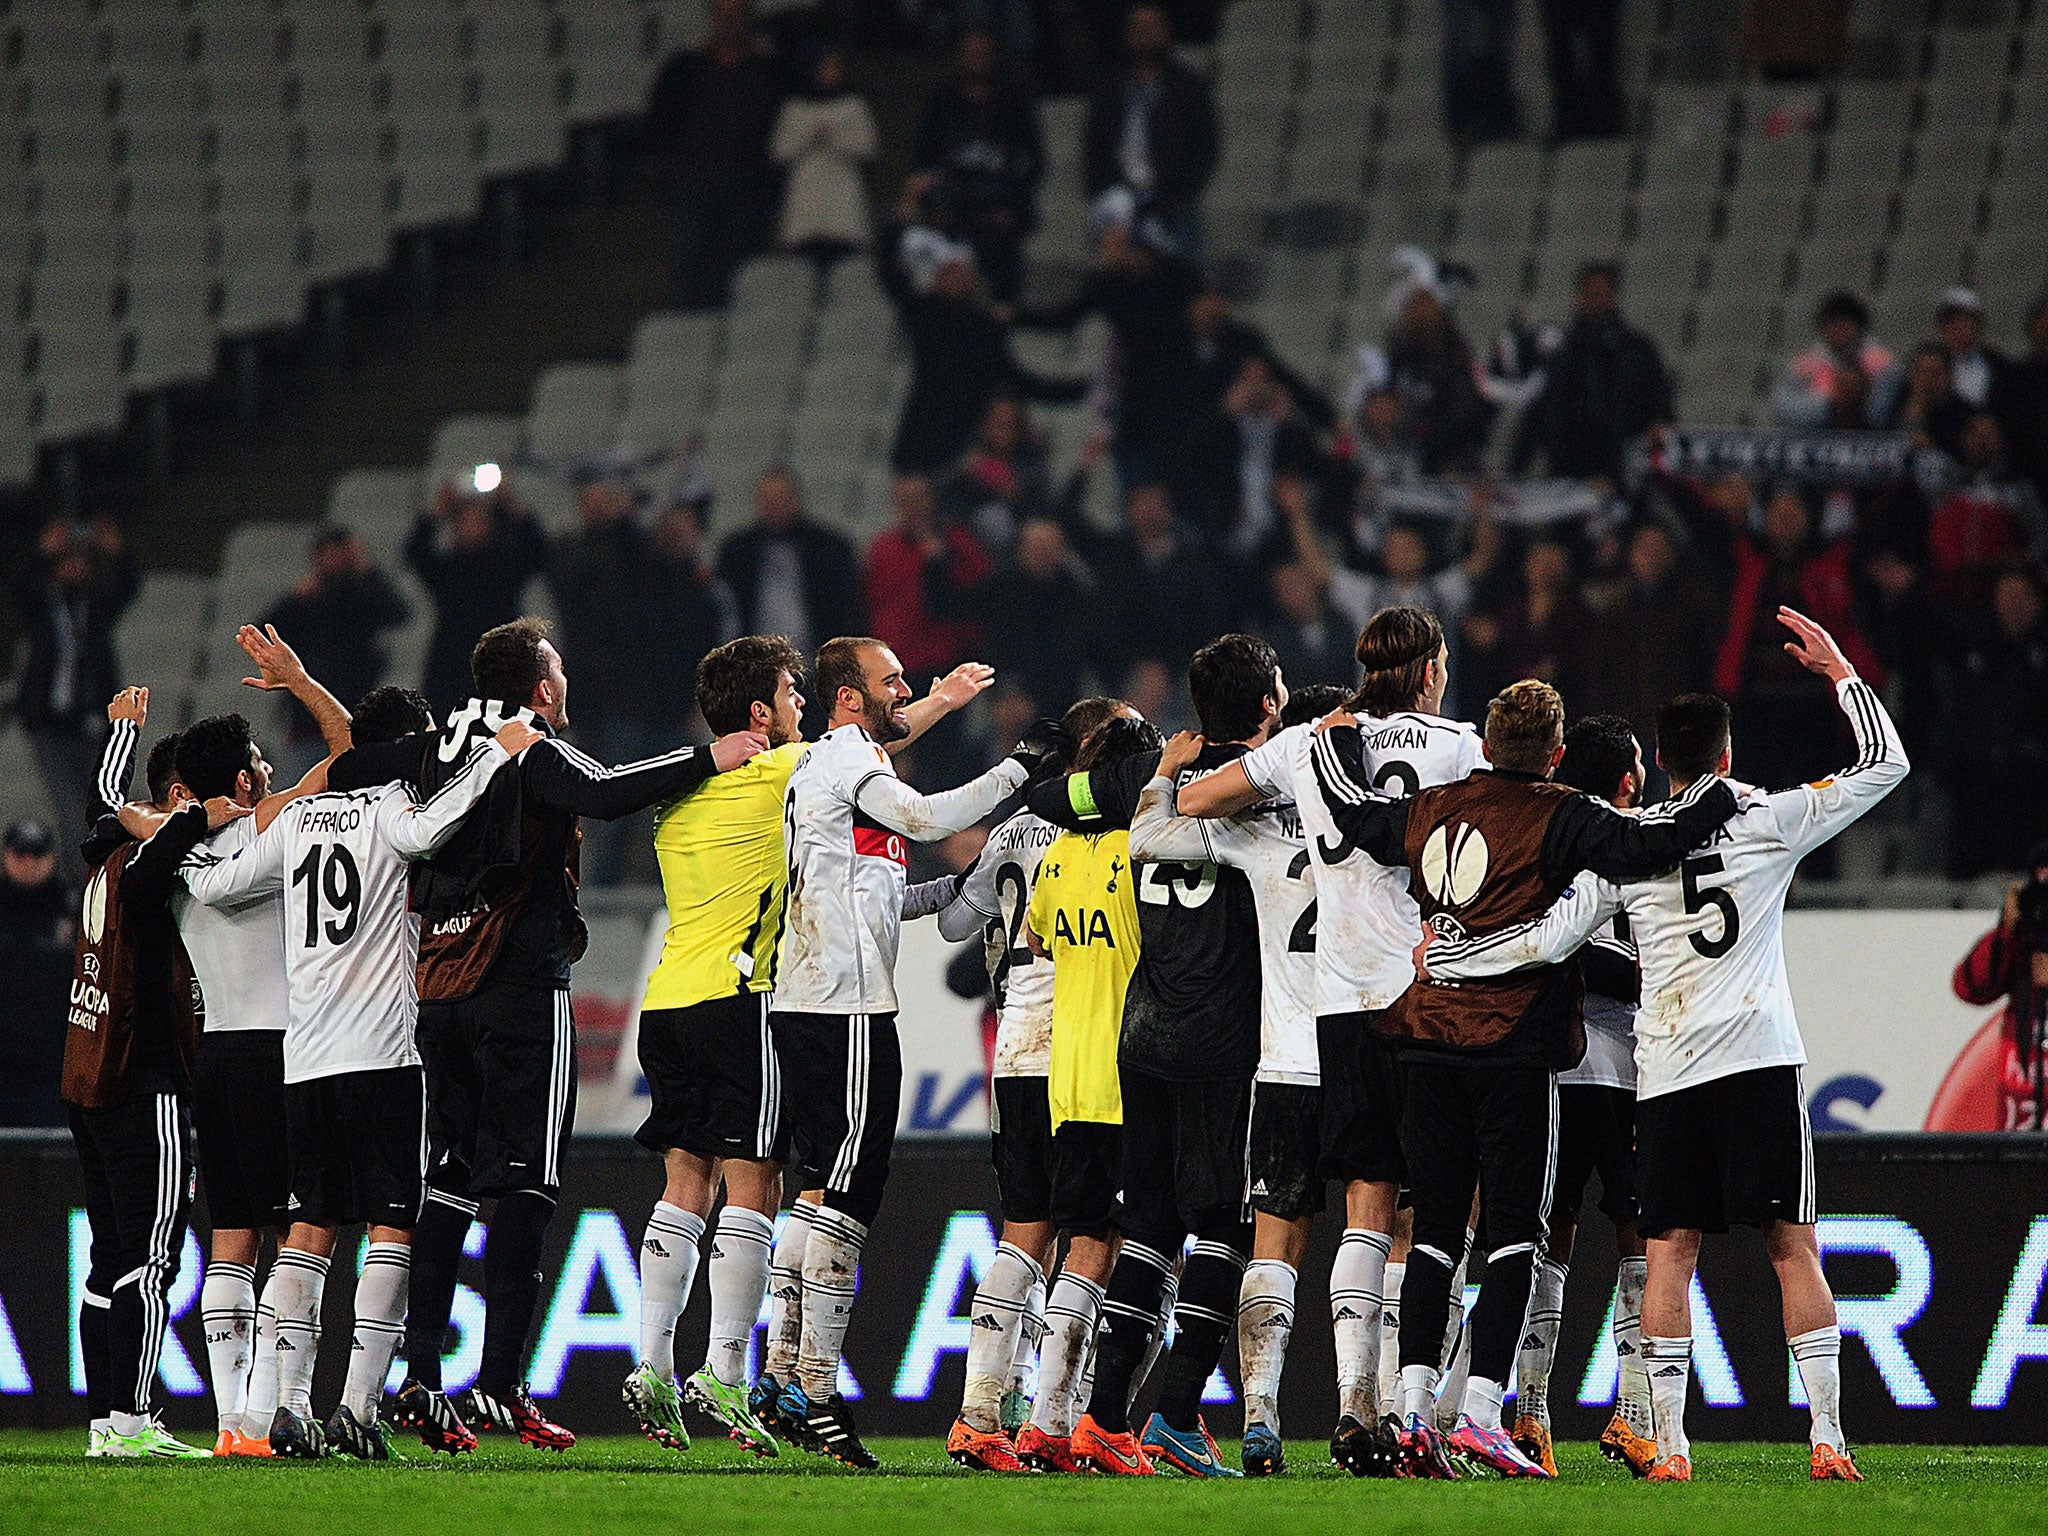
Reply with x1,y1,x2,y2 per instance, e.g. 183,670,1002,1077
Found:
642,741,806,1011
1028,829,1140,1130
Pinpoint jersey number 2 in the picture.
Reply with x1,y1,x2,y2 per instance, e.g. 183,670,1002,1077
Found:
993,861,1031,991
292,843,362,947
1286,849,1317,952
1681,853,1739,958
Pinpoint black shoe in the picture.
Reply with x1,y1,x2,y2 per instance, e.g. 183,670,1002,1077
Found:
750,1376,793,1443
1330,1413,1372,1473
1365,1413,1406,1478
458,1383,577,1450
325,1404,392,1461
799,1394,879,1469
391,1378,478,1456
268,1404,327,1459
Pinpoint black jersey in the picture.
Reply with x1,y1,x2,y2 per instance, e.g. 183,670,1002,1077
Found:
1026,742,1261,1084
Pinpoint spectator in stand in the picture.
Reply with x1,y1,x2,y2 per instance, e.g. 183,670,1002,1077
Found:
1671,473,1885,792
880,207,1087,476
936,397,1057,554
865,473,993,688
1330,383,1426,567
714,467,866,663
1185,283,1334,426
1925,412,2046,607
1770,289,1904,430
643,496,737,709
1517,260,1673,481
912,28,1044,304
6,515,136,877
0,820,71,1127
406,477,549,714
645,0,783,308
1538,0,1625,141
1942,571,2048,881
1352,261,1494,473
1082,3,1219,261
1579,520,1719,751
1174,354,1330,574
1462,536,1596,707
956,516,1098,715
1443,0,1521,145
771,44,876,276
1259,559,1358,689
2002,297,2048,505
260,522,411,779
1059,469,1226,689
1952,840,2048,1128
1934,289,2013,413
1896,341,1972,458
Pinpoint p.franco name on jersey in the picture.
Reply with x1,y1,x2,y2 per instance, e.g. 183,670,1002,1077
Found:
296,802,366,835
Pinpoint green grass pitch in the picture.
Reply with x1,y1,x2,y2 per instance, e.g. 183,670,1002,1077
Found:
2,1433,2044,1536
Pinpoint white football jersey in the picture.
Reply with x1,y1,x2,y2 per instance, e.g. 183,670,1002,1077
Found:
1240,712,1485,1017
775,724,1027,1016
1131,777,1318,1084
183,740,511,1083
1622,678,1906,1099
940,809,1060,1078
1564,886,1638,1091
173,814,289,1035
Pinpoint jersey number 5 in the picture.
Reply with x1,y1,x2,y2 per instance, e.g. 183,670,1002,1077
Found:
1681,853,1739,958
292,843,362,947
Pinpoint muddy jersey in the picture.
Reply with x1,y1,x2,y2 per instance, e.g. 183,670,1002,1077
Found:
940,808,1059,1078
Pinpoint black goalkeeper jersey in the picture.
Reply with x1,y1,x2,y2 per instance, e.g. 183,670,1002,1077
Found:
1025,742,1262,1084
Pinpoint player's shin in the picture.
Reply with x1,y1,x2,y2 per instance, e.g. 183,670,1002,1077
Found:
1397,1244,1455,1421
796,1206,866,1402
405,1190,476,1391
637,1202,706,1382
1377,1261,1405,1413
479,1190,557,1396
961,1242,1043,1433
270,1247,331,1417
1081,1241,1173,1434
1332,1228,1392,1422
1153,1239,1246,1433
1643,1335,1693,1461
706,1206,776,1389
1237,1259,1296,1433
1007,1274,1046,1423
200,1260,257,1433
1517,1258,1568,1428
1462,1242,1539,1431
243,1273,280,1438
344,1242,411,1424
763,1199,816,1384
1615,1254,1652,1434
1031,1271,1105,1438
1790,1325,1847,1452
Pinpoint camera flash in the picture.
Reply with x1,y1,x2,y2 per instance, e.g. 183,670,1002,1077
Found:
473,462,503,494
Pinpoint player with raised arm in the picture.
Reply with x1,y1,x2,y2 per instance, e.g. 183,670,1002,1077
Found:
623,638,995,1456
1126,682,1345,1475
940,696,1136,1473
169,625,353,1457
1174,609,1483,1474
183,689,541,1459
1420,714,1659,1475
1022,635,1278,1479
1309,680,1738,1479
771,636,1060,1468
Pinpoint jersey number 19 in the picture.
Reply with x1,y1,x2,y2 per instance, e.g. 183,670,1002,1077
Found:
292,843,362,947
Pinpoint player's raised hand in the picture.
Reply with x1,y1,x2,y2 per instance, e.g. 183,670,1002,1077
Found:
1158,729,1204,779
494,719,546,757
1778,606,1856,684
107,685,148,726
238,623,309,691
929,662,996,713
202,796,255,831
710,730,770,772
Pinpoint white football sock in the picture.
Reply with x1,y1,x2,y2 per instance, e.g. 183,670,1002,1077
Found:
1073,1314,1099,1426
796,1206,866,1403
1007,1273,1046,1408
1461,1373,1506,1430
269,1248,330,1417
764,1200,815,1383
343,1242,410,1424
706,1206,776,1389
243,1268,282,1437
1377,1261,1405,1415
1435,1321,1472,1432
636,1202,706,1381
1399,1362,1437,1423
1331,1228,1391,1423
1644,1335,1693,1461
1615,1255,1651,1435
200,1260,257,1433
1517,1258,1568,1427
1031,1270,1104,1438
1790,1324,1846,1451
961,1241,1043,1433
1237,1260,1296,1434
